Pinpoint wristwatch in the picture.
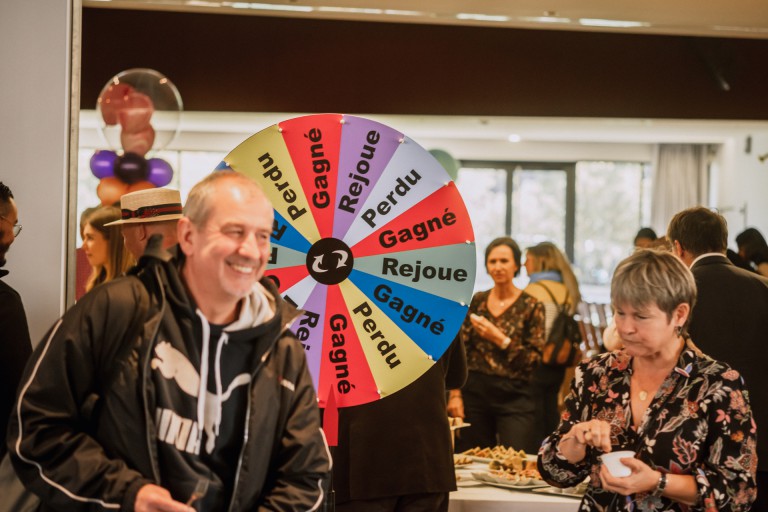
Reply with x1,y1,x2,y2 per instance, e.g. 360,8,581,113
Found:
652,472,667,497
501,336,512,349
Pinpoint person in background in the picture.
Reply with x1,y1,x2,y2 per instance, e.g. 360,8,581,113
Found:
8,171,330,511
105,187,182,259
633,227,657,249
333,337,466,512
668,206,768,512
75,206,99,301
523,241,582,439
448,237,545,453
0,182,31,460
82,206,134,292
538,250,756,511
735,227,768,277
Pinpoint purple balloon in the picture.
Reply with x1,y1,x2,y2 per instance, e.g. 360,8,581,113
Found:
90,150,117,179
147,158,174,187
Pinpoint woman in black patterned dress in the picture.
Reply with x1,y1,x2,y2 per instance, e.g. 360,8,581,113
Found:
538,250,756,511
448,237,545,453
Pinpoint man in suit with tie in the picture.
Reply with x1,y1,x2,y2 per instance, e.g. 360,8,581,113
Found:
667,206,768,512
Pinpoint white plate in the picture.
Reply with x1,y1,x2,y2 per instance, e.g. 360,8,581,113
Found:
456,478,484,487
532,486,586,499
471,472,548,490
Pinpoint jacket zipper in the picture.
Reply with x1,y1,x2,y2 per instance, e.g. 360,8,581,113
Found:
227,323,293,511
142,278,167,483
227,355,269,512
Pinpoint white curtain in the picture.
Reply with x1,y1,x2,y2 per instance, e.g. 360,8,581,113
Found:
651,144,711,234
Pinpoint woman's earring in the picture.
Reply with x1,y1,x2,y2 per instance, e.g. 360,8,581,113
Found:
676,325,683,336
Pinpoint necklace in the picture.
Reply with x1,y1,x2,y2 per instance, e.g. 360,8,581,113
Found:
639,390,649,401
493,289,518,309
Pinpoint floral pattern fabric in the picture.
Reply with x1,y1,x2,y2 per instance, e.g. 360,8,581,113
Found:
462,289,545,381
538,340,757,511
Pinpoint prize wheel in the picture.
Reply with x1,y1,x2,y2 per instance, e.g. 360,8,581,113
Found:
219,114,476,407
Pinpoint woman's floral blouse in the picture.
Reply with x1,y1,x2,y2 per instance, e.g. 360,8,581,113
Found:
538,339,757,511
462,289,545,381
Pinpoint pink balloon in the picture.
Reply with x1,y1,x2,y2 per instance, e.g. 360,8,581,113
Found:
121,125,155,157
117,91,154,134
99,83,134,126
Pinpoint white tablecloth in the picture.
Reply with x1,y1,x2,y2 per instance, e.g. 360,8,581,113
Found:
449,463,581,512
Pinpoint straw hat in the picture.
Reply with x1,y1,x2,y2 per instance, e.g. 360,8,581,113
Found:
105,188,183,226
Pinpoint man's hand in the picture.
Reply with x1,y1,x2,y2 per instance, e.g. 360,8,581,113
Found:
135,484,194,512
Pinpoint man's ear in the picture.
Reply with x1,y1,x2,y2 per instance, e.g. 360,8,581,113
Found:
672,240,684,258
138,223,149,242
177,217,195,254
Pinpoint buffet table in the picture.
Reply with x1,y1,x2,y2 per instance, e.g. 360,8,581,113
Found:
449,462,581,512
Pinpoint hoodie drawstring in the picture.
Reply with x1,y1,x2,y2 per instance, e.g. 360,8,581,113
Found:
196,310,210,447
195,309,229,446
214,331,228,437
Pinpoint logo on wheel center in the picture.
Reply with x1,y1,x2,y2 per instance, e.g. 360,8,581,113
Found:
306,238,354,285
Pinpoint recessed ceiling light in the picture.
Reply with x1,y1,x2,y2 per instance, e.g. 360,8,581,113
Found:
713,25,768,33
318,6,382,14
508,134,522,143
384,9,429,17
457,13,510,22
579,18,649,28
226,2,314,12
520,16,571,24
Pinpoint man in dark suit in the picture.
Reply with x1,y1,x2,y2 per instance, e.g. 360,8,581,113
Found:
668,206,768,512
0,181,32,459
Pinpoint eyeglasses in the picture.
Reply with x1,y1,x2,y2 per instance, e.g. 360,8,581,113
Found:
0,215,22,237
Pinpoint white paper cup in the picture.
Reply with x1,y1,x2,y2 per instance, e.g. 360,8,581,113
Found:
600,450,636,477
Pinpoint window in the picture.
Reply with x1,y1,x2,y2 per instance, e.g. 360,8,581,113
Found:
457,160,650,301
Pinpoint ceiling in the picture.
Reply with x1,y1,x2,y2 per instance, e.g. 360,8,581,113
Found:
80,1,768,146
84,0,768,39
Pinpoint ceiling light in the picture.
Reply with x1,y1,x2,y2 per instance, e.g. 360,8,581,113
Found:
383,9,429,17
713,25,768,34
579,18,649,28
186,1,223,6
508,134,522,143
226,2,314,12
318,6,382,14
456,13,510,22
519,16,571,24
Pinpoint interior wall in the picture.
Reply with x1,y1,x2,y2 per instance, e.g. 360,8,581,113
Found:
1,1,75,343
717,134,768,243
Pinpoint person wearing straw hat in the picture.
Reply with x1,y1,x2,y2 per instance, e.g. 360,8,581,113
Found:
105,187,183,259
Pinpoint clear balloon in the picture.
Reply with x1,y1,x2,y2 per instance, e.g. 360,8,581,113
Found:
120,125,155,157
90,150,117,179
99,83,134,126
96,68,182,152
147,158,174,187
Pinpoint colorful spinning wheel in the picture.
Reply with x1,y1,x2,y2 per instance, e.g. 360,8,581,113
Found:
220,114,476,407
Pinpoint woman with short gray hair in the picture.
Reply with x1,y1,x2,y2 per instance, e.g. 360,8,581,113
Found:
538,250,756,511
